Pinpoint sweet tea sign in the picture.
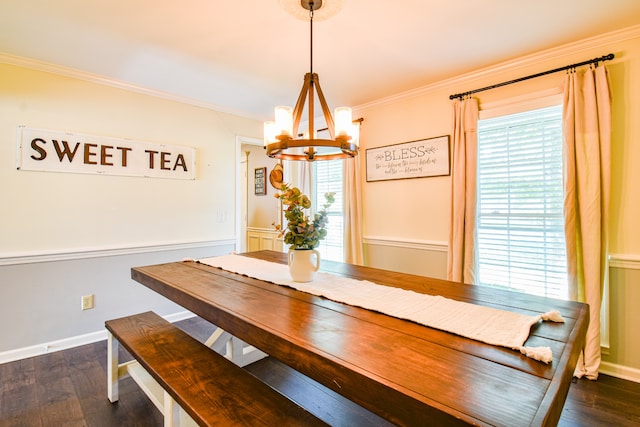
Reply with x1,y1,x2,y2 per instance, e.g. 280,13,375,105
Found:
17,126,196,180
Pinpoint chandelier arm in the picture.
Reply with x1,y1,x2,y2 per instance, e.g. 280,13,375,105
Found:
292,73,312,137
308,75,315,137
312,73,336,140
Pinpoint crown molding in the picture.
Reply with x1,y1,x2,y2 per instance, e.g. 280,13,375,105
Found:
0,52,263,120
2,24,639,125
356,24,640,111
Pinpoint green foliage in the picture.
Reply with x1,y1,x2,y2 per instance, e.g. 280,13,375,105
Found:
274,184,335,250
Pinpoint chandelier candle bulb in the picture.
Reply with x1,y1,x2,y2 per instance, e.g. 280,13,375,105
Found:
334,107,353,138
350,122,360,147
275,106,294,137
263,121,277,145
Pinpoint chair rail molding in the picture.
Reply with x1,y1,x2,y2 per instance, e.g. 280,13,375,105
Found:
0,238,236,266
363,235,448,252
609,254,640,270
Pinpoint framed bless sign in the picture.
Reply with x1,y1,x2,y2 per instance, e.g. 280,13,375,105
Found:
365,135,450,182
254,167,267,195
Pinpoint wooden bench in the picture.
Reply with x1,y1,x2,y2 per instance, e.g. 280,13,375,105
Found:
106,311,327,427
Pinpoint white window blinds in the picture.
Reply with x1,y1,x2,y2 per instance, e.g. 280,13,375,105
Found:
313,160,344,262
476,104,568,299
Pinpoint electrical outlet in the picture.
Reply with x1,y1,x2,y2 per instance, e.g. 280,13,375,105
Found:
81,294,94,310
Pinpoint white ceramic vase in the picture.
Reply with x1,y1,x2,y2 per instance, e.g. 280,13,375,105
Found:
288,248,320,282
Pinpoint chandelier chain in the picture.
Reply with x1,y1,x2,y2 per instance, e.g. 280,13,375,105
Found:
309,2,314,75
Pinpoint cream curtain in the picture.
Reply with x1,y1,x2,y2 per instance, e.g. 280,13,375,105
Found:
563,65,611,380
447,98,479,283
343,156,364,265
298,160,312,198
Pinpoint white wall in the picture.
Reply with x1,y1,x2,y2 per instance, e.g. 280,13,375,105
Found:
0,64,257,252
0,61,262,356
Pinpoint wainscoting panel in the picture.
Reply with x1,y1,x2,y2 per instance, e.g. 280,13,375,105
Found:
363,236,448,280
0,240,235,359
247,227,283,253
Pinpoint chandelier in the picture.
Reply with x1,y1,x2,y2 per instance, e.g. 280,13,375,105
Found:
264,0,360,161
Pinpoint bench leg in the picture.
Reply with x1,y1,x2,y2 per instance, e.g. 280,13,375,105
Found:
164,391,181,427
205,326,268,366
203,326,226,348
107,331,119,403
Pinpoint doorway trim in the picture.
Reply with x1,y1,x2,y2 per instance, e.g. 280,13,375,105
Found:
235,136,263,252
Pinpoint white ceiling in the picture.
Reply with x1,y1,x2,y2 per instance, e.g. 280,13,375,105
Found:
1,0,639,119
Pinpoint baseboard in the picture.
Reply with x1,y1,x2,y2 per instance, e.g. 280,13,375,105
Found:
600,361,640,384
0,311,195,365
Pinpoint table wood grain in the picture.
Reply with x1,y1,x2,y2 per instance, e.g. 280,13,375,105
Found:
131,250,588,427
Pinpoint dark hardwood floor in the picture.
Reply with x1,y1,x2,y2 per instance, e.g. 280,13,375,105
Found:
1,316,639,426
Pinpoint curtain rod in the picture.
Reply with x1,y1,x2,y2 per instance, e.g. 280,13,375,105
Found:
449,53,614,100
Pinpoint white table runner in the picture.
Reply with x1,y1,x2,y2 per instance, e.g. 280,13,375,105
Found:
194,254,564,363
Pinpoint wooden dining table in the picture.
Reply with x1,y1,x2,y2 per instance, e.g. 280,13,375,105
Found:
131,250,588,427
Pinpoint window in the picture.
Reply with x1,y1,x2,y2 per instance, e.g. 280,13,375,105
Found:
313,160,344,262
476,104,568,299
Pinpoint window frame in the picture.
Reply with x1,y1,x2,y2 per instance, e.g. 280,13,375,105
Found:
312,159,344,262
476,93,568,299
